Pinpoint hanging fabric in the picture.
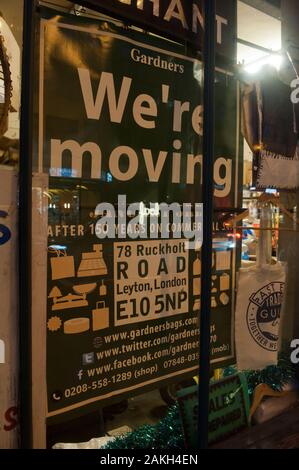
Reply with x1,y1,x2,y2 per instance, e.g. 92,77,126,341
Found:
241,66,299,190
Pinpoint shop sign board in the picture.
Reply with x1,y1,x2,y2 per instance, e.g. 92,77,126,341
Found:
78,0,236,62
178,374,250,446
37,9,239,419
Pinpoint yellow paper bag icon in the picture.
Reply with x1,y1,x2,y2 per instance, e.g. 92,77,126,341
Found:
220,273,230,291
92,301,109,331
51,255,75,280
193,277,201,296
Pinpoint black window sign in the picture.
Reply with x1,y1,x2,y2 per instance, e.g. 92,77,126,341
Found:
36,6,239,419
78,0,236,62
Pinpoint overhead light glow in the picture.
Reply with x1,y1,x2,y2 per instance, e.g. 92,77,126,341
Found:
244,53,283,74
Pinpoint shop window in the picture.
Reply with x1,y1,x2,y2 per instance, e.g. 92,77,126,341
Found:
238,1,281,51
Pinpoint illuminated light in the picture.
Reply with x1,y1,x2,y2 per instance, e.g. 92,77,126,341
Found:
265,188,277,195
49,244,67,250
244,53,283,75
253,144,263,151
43,191,52,199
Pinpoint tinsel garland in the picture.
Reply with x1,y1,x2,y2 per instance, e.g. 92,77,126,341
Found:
223,352,296,399
103,353,296,449
103,404,184,450
245,352,295,397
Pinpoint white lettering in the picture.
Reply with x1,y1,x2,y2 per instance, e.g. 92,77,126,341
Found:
192,4,203,33
143,149,168,182
291,78,299,104
187,154,202,185
291,339,299,364
173,100,190,132
150,0,160,16
164,0,188,29
192,105,203,136
78,69,132,122
133,94,158,129
118,1,229,45
137,0,160,16
216,15,228,45
50,141,232,198
50,139,102,178
109,146,139,181
214,157,232,198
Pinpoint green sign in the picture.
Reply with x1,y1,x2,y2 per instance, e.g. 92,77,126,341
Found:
37,8,239,419
178,374,250,446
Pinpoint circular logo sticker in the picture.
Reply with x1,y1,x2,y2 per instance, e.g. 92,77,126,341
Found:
246,282,285,351
0,210,11,246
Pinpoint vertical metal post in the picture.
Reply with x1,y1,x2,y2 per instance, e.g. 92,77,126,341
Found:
198,0,216,450
19,0,37,449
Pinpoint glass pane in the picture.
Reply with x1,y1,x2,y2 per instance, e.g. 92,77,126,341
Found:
11,0,299,452
237,43,282,70
238,0,281,50
214,0,299,450
33,0,202,449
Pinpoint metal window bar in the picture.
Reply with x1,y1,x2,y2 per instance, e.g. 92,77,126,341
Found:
198,0,216,450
